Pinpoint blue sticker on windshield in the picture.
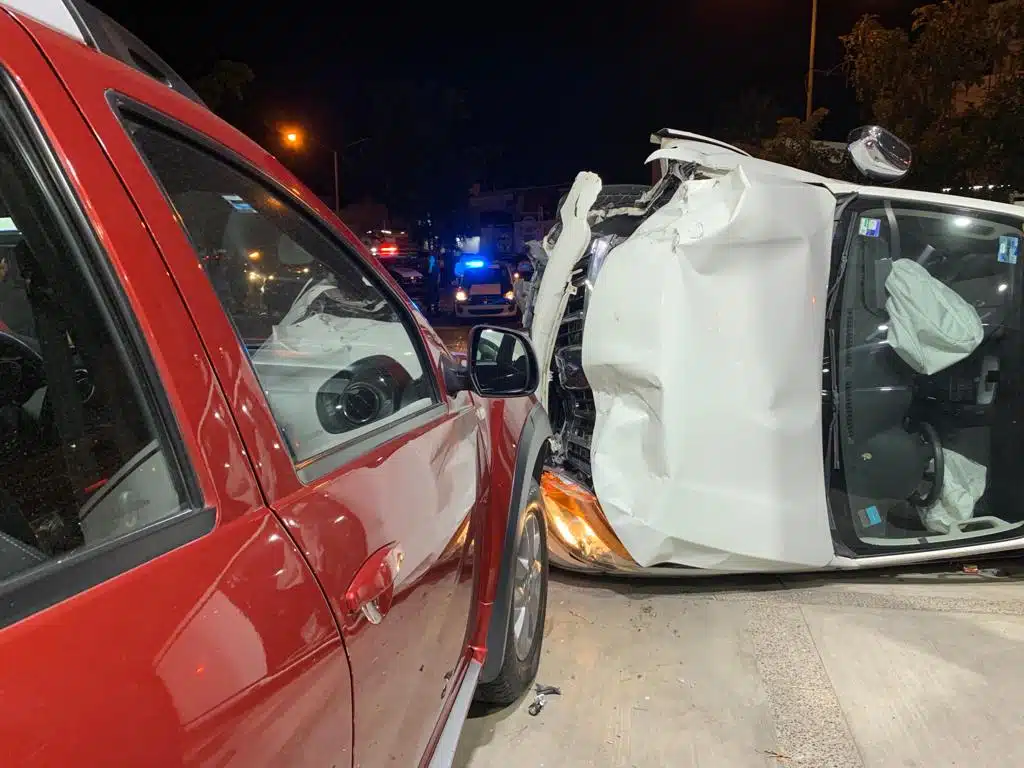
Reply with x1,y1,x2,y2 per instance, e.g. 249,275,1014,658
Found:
856,505,883,528
998,235,1019,264
859,217,882,237
222,194,256,213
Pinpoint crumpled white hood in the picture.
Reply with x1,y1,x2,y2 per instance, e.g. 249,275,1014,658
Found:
580,161,838,570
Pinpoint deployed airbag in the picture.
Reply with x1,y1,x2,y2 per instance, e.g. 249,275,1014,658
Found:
920,449,987,534
884,259,984,375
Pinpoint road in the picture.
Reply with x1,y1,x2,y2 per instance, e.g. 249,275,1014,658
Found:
433,324,471,355
455,564,1024,767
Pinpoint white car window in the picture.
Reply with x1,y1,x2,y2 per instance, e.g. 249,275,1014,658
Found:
126,122,439,469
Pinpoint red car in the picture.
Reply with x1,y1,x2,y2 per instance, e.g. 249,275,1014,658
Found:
0,2,551,766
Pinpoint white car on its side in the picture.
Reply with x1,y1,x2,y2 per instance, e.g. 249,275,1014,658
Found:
525,126,1024,576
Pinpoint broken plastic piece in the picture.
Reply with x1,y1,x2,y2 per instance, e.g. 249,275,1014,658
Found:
553,346,588,390
527,693,546,716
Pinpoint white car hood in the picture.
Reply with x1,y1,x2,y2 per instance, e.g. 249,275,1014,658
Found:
538,146,839,570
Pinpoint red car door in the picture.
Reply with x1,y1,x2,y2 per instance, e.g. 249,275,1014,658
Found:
33,22,488,766
0,10,354,766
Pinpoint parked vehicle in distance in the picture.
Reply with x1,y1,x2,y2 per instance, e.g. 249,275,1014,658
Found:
0,2,551,766
385,263,428,303
454,261,518,321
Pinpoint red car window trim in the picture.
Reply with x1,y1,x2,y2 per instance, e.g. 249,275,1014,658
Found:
294,402,447,485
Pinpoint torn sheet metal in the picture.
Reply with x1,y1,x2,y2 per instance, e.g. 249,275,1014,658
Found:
581,164,837,570
532,172,602,411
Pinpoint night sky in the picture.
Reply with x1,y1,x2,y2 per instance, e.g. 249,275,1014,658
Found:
93,0,925,218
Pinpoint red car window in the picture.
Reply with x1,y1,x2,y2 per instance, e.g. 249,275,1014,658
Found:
0,93,188,611
124,120,441,473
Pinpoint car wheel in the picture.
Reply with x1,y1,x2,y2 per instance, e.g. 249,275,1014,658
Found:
475,480,548,705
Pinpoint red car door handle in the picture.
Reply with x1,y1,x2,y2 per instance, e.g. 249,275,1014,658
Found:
344,543,403,625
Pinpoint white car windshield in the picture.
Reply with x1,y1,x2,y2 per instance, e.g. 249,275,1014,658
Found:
832,201,1023,546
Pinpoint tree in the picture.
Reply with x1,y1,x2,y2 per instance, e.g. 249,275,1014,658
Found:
840,0,1024,189
194,60,255,112
755,108,842,175
712,90,785,147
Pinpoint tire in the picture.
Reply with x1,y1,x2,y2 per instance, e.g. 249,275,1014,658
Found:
475,480,549,705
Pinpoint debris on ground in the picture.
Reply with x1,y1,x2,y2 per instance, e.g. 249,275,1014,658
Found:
961,563,1010,577
527,683,562,716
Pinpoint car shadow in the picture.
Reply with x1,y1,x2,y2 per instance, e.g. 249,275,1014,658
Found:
548,556,1024,597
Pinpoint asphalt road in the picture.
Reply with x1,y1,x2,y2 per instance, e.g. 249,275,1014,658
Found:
456,564,1024,767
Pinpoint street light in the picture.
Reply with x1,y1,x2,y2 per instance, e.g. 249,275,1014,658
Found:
280,125,340,215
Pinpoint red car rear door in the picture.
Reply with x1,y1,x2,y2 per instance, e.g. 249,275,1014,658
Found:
31,19,489,766
0,10,353,766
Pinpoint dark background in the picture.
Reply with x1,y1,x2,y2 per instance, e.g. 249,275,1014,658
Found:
92,0,925,217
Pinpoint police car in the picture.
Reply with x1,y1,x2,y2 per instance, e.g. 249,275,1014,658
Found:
453,259,518,320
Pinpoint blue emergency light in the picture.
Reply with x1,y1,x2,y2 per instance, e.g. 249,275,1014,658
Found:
464,259,485,268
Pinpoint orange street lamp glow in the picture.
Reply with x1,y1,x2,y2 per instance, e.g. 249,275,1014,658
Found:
281,128,303,148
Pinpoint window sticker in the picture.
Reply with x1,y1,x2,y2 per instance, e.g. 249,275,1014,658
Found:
222,194,256,213
858,217,882,237
857,505,883,528
998,235,1019,265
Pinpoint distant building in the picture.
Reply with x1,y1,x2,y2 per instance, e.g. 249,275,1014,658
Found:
468,184,570,258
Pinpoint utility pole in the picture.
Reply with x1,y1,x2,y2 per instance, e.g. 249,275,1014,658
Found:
806,0,819,122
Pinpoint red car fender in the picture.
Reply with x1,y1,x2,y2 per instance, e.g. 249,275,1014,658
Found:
469,396,551,679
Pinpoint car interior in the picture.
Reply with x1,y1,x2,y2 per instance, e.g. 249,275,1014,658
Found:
835,203,1024,549
0,183,180,583
163,183,436,463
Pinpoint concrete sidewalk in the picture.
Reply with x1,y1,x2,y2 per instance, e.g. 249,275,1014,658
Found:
455,565,1024,767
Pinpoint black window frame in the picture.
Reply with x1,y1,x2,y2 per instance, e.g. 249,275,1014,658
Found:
109,94,447,484
0,71,212,628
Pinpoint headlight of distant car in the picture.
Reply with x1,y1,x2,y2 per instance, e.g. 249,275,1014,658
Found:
455,289,468,302
504,290,514,301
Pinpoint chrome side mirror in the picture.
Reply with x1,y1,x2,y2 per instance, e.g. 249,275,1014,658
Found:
847,126,912,182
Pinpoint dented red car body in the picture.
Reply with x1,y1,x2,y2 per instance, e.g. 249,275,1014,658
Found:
0,3,550,766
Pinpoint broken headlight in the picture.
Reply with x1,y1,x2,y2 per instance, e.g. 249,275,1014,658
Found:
583,235,625,315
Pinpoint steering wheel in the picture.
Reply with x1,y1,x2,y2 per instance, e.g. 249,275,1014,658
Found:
908,421,944,508
315,355,414,435
0,331,45,406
